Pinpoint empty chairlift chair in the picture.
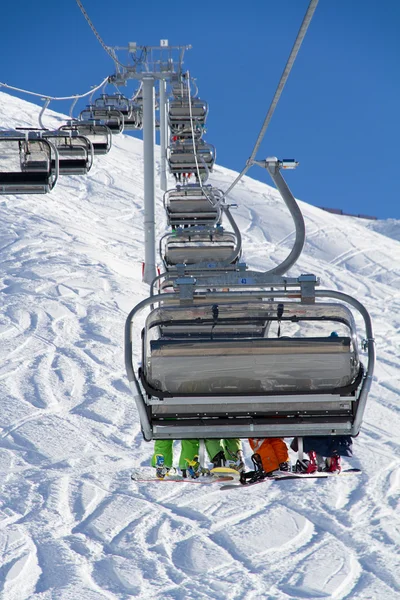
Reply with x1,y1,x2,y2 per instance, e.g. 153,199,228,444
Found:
79,106,124,134
93,94,143,130
43,132,94,175
0,132,58,194
164,185,222,227
59,121,112,155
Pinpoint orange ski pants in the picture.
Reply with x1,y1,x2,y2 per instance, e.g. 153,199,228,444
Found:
249,438,289,473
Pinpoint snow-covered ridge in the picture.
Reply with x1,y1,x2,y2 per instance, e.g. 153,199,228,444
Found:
0,91,399,599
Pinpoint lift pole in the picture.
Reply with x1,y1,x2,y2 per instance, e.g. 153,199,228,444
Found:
107,42,191,285
142,75,157,285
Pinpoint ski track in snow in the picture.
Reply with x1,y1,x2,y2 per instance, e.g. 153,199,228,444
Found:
0,91,400,599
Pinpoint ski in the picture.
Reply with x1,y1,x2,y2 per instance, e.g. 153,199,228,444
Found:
220,468,362,490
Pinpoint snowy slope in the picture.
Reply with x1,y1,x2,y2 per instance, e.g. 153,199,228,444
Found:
0,91,399,600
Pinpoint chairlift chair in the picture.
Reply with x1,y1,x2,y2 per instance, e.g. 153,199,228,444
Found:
79,106,124,134
125,276,375,441
94,93,131,114
168,98,208,126
40,132,94,175
167,140,215,178
93,94,143,130
161,228,240,267
59,121,112,155
0,132,58,194
163,185,222,227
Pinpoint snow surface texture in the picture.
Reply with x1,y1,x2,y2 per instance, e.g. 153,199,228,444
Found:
0,90,399,600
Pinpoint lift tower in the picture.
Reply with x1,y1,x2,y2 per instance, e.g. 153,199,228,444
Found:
109,42,191,284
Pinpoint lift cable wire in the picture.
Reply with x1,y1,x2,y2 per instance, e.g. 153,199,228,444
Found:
186,73,222,214
75,0,129,69
224,0,319,198
187,72,209,197
0,75,109,102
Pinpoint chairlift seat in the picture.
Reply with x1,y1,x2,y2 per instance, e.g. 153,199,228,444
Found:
0,170,53,193
21,157,50,172
50,159,89,175
165,231,236,265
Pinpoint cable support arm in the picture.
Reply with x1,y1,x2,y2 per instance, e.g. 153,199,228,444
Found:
257,158,305,276
224,0,319,198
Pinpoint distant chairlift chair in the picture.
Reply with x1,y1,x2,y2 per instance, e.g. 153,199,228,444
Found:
93,94,143,130
43,132,94,175
163,185,222,227
0,132,58,194
59,121,112,155
167,140,215,181
161,227,240,268
79,106,125,134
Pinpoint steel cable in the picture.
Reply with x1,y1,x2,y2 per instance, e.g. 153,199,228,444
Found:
75,0,129,69
224,0,319,198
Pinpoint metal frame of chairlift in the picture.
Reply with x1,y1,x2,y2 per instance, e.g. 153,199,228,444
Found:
59,121,113,156
160,192,243,269
0,131,59,194
168,97,208,125
14,129,94,176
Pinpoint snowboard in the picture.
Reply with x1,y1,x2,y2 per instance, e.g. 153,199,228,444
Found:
131,466,240,484
220,468,362,490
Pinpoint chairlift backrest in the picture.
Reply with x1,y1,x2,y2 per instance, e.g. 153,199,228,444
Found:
143,301,360,396
163,229,239,266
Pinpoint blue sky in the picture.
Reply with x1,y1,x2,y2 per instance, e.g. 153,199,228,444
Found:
0,0,399,219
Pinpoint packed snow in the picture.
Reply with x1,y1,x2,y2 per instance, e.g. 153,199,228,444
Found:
0,91,399,599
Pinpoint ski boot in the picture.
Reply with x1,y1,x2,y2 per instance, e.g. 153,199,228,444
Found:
294,451,320,474
211,450,225,469
186,455,202,479
278,461,291,472
226,449,246,473
155,454,170,479
325,454,342,473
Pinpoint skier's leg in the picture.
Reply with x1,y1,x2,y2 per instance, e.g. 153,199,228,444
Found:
223,439,245,472
205,439,224,467
269,438,290,470
151,440,173,468
179,439,200,471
